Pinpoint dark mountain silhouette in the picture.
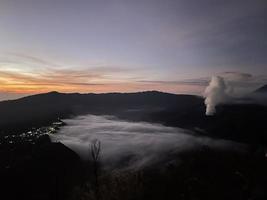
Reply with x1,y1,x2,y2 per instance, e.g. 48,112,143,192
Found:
255,84,267,93
0,91,203,133
0,90,267,146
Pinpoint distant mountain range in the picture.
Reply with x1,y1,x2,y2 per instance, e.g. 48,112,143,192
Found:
255,84,267,93
0,91,203,132
0,85,267,146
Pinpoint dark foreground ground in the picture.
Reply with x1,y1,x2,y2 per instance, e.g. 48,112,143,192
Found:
1,132,267,200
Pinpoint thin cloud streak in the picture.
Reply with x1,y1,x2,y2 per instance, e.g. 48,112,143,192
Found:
0,53,266,97
138,78,209,86
0,54,140,93
0,53,206,95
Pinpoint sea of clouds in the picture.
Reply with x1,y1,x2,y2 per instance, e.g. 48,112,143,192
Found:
51,114,245,169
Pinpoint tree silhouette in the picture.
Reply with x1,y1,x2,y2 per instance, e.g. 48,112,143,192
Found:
90,139,101,200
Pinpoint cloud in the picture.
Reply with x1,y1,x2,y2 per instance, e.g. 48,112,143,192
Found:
0,92,28,101
1,52,266,96
137,72,267,96
138,78,209,86
220,71,253,81
0,54,139,94
4,52,61,68
203,72,267,115
0,53,149,94
51,114,245,169
216,72,267,95
0,67,105,93
0,53,207,95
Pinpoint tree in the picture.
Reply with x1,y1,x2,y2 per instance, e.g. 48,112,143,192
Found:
90,139,101,200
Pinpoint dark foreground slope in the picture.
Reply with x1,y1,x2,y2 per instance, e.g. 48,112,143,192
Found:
72,147,267,200
0,134,85,200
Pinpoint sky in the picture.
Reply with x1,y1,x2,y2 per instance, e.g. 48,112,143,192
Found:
0,0,266,100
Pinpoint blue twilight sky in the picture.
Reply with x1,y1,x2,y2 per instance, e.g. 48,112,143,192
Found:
0,0,266,99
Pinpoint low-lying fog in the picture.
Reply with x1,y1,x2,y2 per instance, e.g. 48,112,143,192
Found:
51,114,245,169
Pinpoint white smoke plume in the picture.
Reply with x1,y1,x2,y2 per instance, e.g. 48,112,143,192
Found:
204,76,230,116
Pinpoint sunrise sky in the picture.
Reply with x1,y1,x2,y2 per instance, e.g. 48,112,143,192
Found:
0,0,266,100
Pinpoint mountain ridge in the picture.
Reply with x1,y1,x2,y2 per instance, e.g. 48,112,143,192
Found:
255,84,267,93
0,91,203,133
0,89,267,146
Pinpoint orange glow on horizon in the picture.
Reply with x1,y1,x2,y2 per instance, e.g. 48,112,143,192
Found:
0,80,204,95
0,65,205,96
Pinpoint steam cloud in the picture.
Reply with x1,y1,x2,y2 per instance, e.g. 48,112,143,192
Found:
204,76,230,115
204,72,267,115
51,114,243,169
